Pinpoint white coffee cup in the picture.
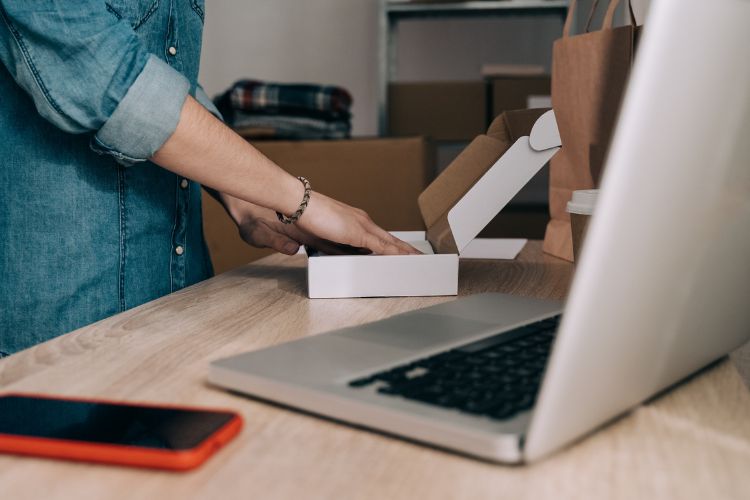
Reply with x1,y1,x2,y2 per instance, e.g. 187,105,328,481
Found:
566,190,599,262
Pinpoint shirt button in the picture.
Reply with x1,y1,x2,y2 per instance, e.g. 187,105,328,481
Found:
168,46,177,56
175,245,184,256
180,179,188,189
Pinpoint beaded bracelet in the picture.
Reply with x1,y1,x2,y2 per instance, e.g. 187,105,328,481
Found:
277,176,312,225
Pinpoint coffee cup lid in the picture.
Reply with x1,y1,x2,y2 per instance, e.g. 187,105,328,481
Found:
566,189,599,215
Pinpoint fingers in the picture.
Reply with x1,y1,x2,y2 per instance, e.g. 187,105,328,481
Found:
363,221,422,256
361,233,399,256
285,225,368,256
303,238,350,256
239,219,300,255
260,229,300,255
362,231,421,256
344,206,421,256
329,242,372,255
272,234,302,255
388,234,422,255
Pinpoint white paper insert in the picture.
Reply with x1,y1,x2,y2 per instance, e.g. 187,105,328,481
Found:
390,232,526,260
447,138,558,252
447,109,561,253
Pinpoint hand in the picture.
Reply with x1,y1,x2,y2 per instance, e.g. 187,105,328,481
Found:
295,192,421,255
236,205,303,255
223,196,373,256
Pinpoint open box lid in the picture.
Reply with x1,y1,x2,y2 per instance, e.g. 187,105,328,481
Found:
418,109,561,254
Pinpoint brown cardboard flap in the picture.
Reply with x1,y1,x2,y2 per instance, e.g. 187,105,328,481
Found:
419,108,550,254
487,108,549,142
425,216,458,255
418,135,509,230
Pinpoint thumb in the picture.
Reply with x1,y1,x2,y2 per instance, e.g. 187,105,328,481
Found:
239,220,301,255
267,232,301,255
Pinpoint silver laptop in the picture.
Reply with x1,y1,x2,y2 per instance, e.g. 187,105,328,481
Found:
209,0,750,463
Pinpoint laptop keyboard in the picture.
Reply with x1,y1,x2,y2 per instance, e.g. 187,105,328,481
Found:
348,315,561,421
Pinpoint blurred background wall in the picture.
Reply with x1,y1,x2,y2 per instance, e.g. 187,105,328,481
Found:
199,1,649,137
198,0,652,272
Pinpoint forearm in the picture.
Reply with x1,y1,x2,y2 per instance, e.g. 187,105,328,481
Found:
151,95,303,216
153,95,418,256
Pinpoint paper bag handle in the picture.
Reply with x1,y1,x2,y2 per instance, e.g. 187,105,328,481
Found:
563,0,637,37
562,0,579,37
603,0,637,29
583,0,604,33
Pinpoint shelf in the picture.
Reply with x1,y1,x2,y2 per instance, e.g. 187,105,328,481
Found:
378,0,568,135
386,1,568,18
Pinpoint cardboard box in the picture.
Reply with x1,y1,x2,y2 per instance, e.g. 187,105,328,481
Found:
307,232,460,298
307,231,527,299
490,75,551,118
307,109,562,298
202,137,434,274
388,82,487,141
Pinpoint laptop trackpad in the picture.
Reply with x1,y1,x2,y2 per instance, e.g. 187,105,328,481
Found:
337,313,497,352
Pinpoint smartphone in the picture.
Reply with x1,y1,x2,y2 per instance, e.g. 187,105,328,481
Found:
0,393,242,471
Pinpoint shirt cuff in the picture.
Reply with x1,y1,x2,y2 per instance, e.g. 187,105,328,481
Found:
90,55,190,166
196,85,224,122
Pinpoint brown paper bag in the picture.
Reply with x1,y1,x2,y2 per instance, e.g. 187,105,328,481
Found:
543,0,640,261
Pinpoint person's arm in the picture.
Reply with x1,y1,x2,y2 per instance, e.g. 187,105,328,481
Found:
205,191,370,256
0,2,415,255
194,86,339,256
152,96,418,256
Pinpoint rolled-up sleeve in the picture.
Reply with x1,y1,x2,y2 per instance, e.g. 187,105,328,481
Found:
92,56,189,164
196,84,224,122
0,1,189,165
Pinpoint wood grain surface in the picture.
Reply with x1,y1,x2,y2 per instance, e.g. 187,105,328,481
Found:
0,242,748,500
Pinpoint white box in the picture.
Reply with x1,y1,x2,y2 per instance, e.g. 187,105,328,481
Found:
307,233,458,299
306,110,561,299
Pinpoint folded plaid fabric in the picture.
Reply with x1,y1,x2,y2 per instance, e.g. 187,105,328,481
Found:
216,80,352,121
232,112,351,140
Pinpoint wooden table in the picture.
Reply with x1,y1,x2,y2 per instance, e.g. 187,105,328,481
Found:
1,242,749,500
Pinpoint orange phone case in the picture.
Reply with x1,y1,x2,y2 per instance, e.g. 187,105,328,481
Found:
0,393,243,471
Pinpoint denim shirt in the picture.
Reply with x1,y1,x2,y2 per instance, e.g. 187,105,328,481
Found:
0,1,219,355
